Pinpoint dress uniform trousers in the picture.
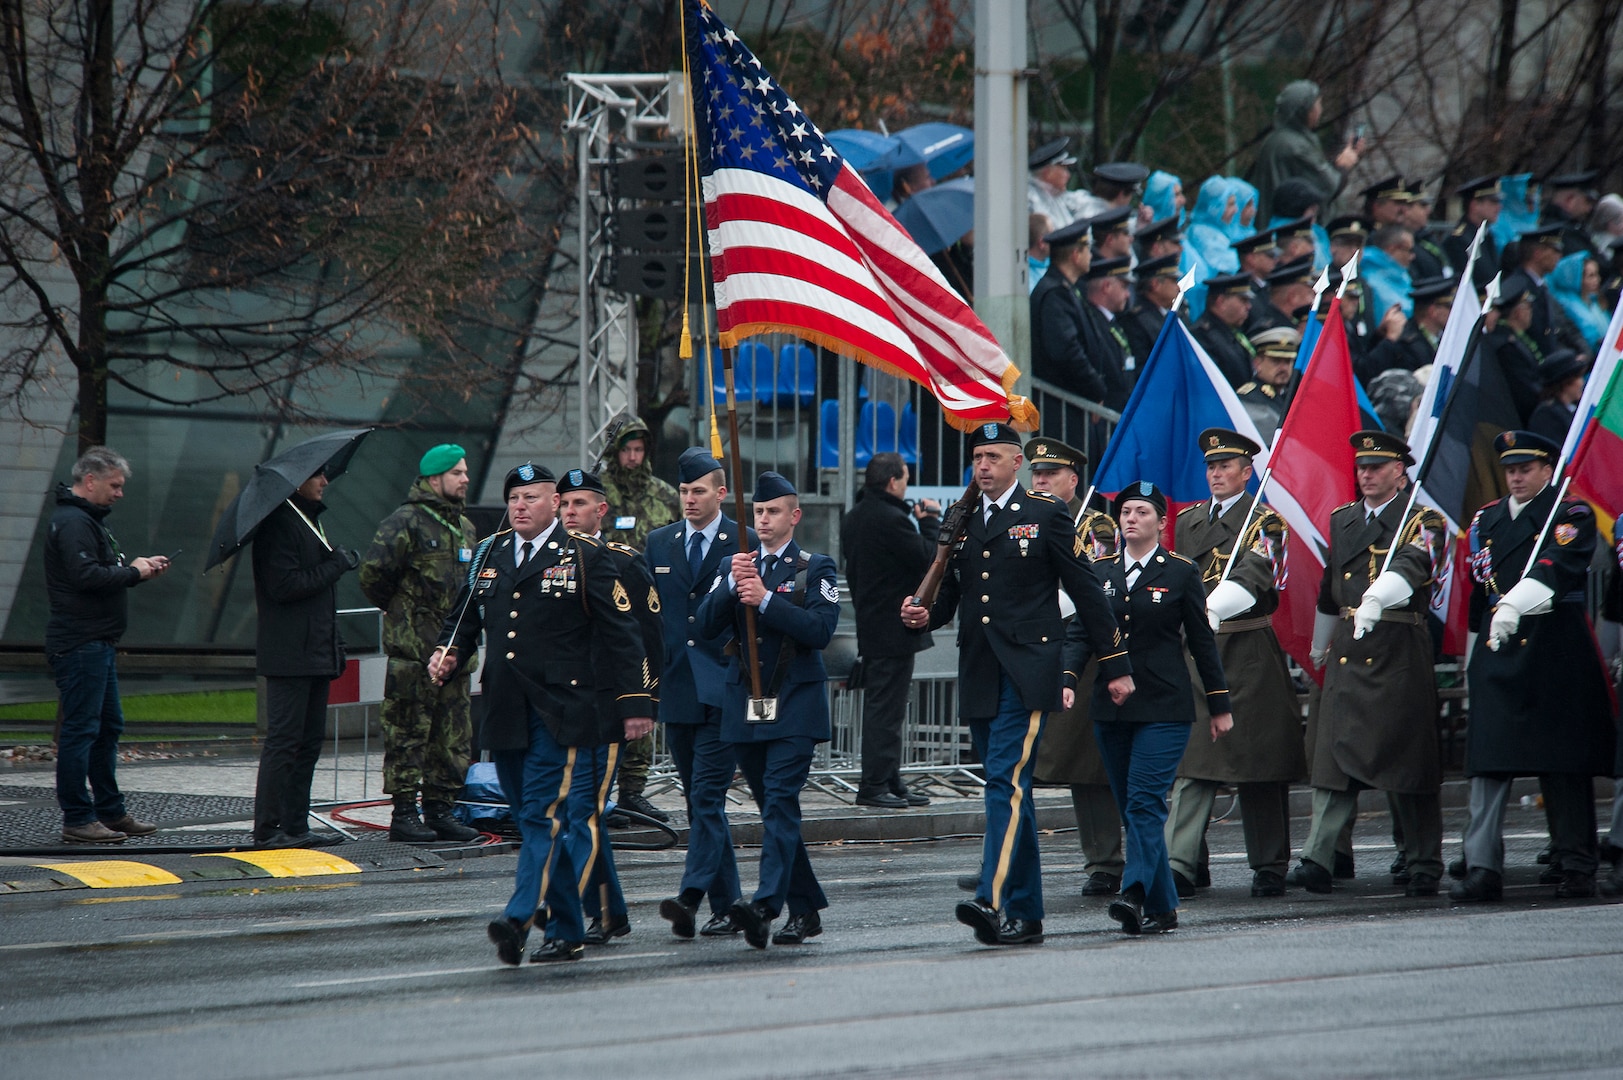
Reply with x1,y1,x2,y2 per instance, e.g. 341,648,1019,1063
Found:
579,744,628,924
1301,785,1443,880
1166,777,1292,879
1462,773,1598,876
972,675,1050,922
667,709,748,913
734,736,827,917
494,707,607,942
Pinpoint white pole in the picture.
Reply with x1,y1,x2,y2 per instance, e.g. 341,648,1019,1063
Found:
973,0,1029,393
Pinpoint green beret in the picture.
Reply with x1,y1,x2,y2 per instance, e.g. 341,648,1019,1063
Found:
419,443,466,477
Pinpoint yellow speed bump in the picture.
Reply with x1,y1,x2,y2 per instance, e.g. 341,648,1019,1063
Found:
35,861,184,889
208,850,362,878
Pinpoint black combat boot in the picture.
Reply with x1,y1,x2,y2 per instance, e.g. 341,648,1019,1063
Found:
389,794,438,843
423,800,479,842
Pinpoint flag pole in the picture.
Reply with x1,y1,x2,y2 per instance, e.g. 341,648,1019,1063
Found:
1375,274,1500,577
1515,476,1574,581
720,349,771,716
1215,467,1272,584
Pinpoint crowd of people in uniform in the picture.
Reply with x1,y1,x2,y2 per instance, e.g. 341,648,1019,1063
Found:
1022,78,1623,450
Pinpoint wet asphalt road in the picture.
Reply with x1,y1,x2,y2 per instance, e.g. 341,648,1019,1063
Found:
2,811,1620,1080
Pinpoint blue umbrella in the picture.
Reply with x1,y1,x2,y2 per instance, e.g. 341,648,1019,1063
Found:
885,123,974,180
828,129,900,201
893,177,974,255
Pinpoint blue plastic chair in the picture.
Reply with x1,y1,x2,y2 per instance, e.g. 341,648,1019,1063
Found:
855,401,898,467
818,399,840,468
776,343,816,407
898,401,919,465
709,342,772,404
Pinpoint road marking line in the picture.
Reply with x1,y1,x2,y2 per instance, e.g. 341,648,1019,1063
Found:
32,861,183,888
289,950,681,988
204,850,362,878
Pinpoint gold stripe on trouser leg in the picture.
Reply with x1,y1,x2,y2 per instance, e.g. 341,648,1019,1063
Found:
990,710,1044,911
578,744,620,897
529,747,577,927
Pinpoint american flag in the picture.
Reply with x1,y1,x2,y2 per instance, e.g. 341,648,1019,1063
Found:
685,0,1035,430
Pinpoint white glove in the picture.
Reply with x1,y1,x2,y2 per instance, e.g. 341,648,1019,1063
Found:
1309,610,1337,668
1487,577,1555,651
1057,587,1076,620
1205,579,1256,631
1352,570,1414,640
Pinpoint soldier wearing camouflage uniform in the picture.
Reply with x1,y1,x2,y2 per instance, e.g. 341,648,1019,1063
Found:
359,444,481,843
599,417,679,822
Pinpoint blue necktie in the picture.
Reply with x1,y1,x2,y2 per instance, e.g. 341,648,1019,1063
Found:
687,530,704,580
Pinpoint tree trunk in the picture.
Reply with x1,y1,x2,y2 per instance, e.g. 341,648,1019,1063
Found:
1489,0,1519,124
74,0,118,454
1090,1,1120,167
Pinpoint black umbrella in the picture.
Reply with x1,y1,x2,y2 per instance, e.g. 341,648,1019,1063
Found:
205,428,373,570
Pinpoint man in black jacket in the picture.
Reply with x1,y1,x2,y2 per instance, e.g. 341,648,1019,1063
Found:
841,453,940,809
45,447,170,844
251,464,359,849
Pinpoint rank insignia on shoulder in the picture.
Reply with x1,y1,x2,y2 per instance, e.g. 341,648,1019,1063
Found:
819,578,839,603
1554,523,1578,546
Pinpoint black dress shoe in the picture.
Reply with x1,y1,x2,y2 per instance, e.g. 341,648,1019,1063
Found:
855,792,909,809
1405,873,1440,897
1251,869,1286,898
659,897,698,939
584,912,630,945
529,939,585,963
1448,856,1467,880
998,917,1043,945
700,911,743,936
1140,910,1179,934
1598,867,1622,898
772,911,822,944
1333,852,1356,879
897,791,931,806
1107,890,1144,935
487,917,528,966
1195,865,1212,888
1536,846,1553,865
1449,867,1503,902
255,831,319,850
1081,871,1121,897
730,898,773,949
955,899,1001,946
1289,859,1333,894
1538,863,1565,885
1389,853,1408,877
956,874,979,892
1555,871,1596,899
617,792,670,822
1599,837,1622,864
1172,870,1197,899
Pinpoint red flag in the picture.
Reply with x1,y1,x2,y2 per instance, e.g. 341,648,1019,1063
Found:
685,0,1036,430
1264,304,1362,675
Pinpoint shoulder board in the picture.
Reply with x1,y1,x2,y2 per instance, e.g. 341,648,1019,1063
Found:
799,550,814,566
1026,489,1061,502
1237,381,1258,393
606,541,641,556
1176,502,1203,517
568,531,602,547
1096,552,1122,564
1478,497,1503,511
1333,500,1360,514
1166,550,1195,565
493,526,515,537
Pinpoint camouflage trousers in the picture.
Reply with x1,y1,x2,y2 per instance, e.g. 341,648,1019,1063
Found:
617,731,654,797
380,658,472,804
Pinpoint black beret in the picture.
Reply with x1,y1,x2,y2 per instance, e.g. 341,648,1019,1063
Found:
967,422,1024,450
1029,137,1075,171
1113,480,1167,518
1349,429,1415,466
1494,429,1560,465
1454,175,1502,200
504,462,557,497
1199,428,1262,462
678,446,724,484
752,470,798,502
556,468,606,497
1024,437,1087,472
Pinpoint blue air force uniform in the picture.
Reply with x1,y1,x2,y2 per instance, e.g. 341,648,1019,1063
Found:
929,424,1130,936
439,464,651,956
696,472,839,933
645,448,759,923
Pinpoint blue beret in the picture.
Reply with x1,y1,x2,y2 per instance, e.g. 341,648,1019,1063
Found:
503,462,556,497
752,470,797,502
556,468,606,496
679,447,724,484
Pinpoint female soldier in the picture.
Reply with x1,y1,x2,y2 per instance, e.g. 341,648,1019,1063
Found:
1067,482,1232,934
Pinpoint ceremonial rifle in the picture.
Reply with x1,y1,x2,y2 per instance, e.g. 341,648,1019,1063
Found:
909,478,981,612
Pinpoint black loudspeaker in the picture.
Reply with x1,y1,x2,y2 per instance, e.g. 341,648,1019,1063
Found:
614,254,709,300
616,207,687,251
614,156,685,201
